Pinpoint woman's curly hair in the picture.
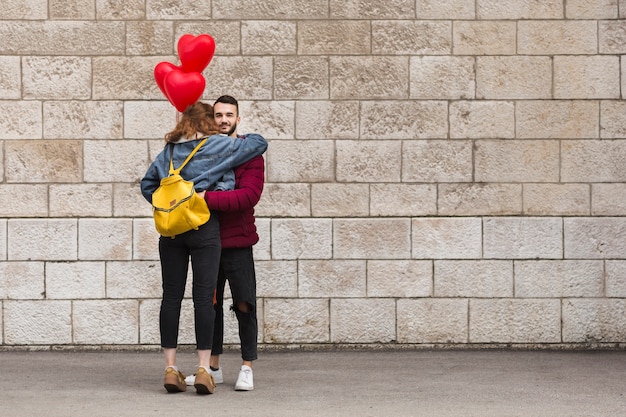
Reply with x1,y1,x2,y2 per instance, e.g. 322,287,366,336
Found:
165,102,221,143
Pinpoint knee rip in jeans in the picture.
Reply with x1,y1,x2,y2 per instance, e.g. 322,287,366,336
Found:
230,301,252,314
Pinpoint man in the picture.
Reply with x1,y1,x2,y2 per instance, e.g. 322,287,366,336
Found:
186,95,264,391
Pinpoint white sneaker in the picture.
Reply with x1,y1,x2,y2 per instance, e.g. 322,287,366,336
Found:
235,365,253,391
185,367,223,386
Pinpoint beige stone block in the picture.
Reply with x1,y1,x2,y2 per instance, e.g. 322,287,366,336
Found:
337,140,401,182
204,56,273,100
237,101,295,140
518,21,597,55
214,0,327,19
4,300,71,344
8,219,77,261
243,21,296,55
84,140,149,183
93,57,164,100
368,260,432,297
483,217,563,259
410,56,475,100
331,0,414,18
621,0,626,17
0,101,42,140
600,20,626,54
334,218,411,259
46,261,105,299
50,0,94,19
330,56,408,99
253,219,271,260
107,261,161,298
370,184,437,217
274,57,328,100
564,217,626,259
416,0,475,18
601,100,626,138
453,21,516,55
592,184,626,215
397,299,468,343
124,101,178,139
515,260,604,298
470,299,561,343
435,260,513,297
562,140,626,182
264,298,329,343
1,0,47,18
255,184,310,217
295,101,359,139
176,22,241,56
331,298,396,343
50,184,113,217
23,57,90,99
372,21,451,55
0,185,48,217
606,261,626,297
298,21,370,55
256,260,298,297
516,101,599,139
138,299,161,345
412,218,482,259
0,261,44,299
566,0,618,18
361,100,448,139
403,140,473,183
477,56,552,99
438,183,522,216
0,220,5,260
524,184,590,216
0,21,124,55
311,184,369,217
475,140,560,182
133,219,160,260
5,140,82,183
125,21,173,55
563,299,626,342
73,300,139,344
146,0,211,19
450,101,515,138
115,183,153,218
78,219,133,261
44,101,123,140
96,0,145,19
478,0,563,19
555,56,620,99
271,219,332,260
299,260,366,297
0,56,20,99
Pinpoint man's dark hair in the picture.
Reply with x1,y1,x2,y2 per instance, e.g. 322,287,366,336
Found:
214,95,238,113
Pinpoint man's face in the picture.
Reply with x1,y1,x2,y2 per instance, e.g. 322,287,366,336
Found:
213,102,239,137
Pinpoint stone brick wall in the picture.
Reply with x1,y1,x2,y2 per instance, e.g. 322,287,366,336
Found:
1,0,625,349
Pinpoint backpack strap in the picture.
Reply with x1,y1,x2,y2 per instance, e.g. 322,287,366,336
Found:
168,137,208,175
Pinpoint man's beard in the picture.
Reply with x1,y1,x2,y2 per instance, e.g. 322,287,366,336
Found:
223,122,237,136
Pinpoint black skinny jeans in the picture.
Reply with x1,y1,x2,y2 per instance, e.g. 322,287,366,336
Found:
159,215,221,350
212,246,258,361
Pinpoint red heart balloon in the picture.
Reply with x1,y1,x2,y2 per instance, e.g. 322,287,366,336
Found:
163,69,206,112
154,61,180,104
177,34,216,73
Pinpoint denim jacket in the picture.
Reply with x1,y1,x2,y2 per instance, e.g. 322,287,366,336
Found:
140,133,267,203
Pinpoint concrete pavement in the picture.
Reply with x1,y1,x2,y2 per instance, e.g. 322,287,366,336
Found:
0,349,625,417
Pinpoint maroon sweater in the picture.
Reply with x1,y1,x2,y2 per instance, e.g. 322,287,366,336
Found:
204,155,265,248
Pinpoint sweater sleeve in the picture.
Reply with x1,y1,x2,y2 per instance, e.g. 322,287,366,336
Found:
204,155,265,212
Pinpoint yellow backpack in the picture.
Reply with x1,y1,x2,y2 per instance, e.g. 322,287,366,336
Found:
151,138,210,238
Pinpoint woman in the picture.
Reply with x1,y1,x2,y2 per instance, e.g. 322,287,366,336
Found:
140,102,267,395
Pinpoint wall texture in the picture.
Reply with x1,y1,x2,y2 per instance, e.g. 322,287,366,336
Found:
1,0,625,349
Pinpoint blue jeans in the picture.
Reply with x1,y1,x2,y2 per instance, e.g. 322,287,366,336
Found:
212,246,258,361
158,216,221,350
